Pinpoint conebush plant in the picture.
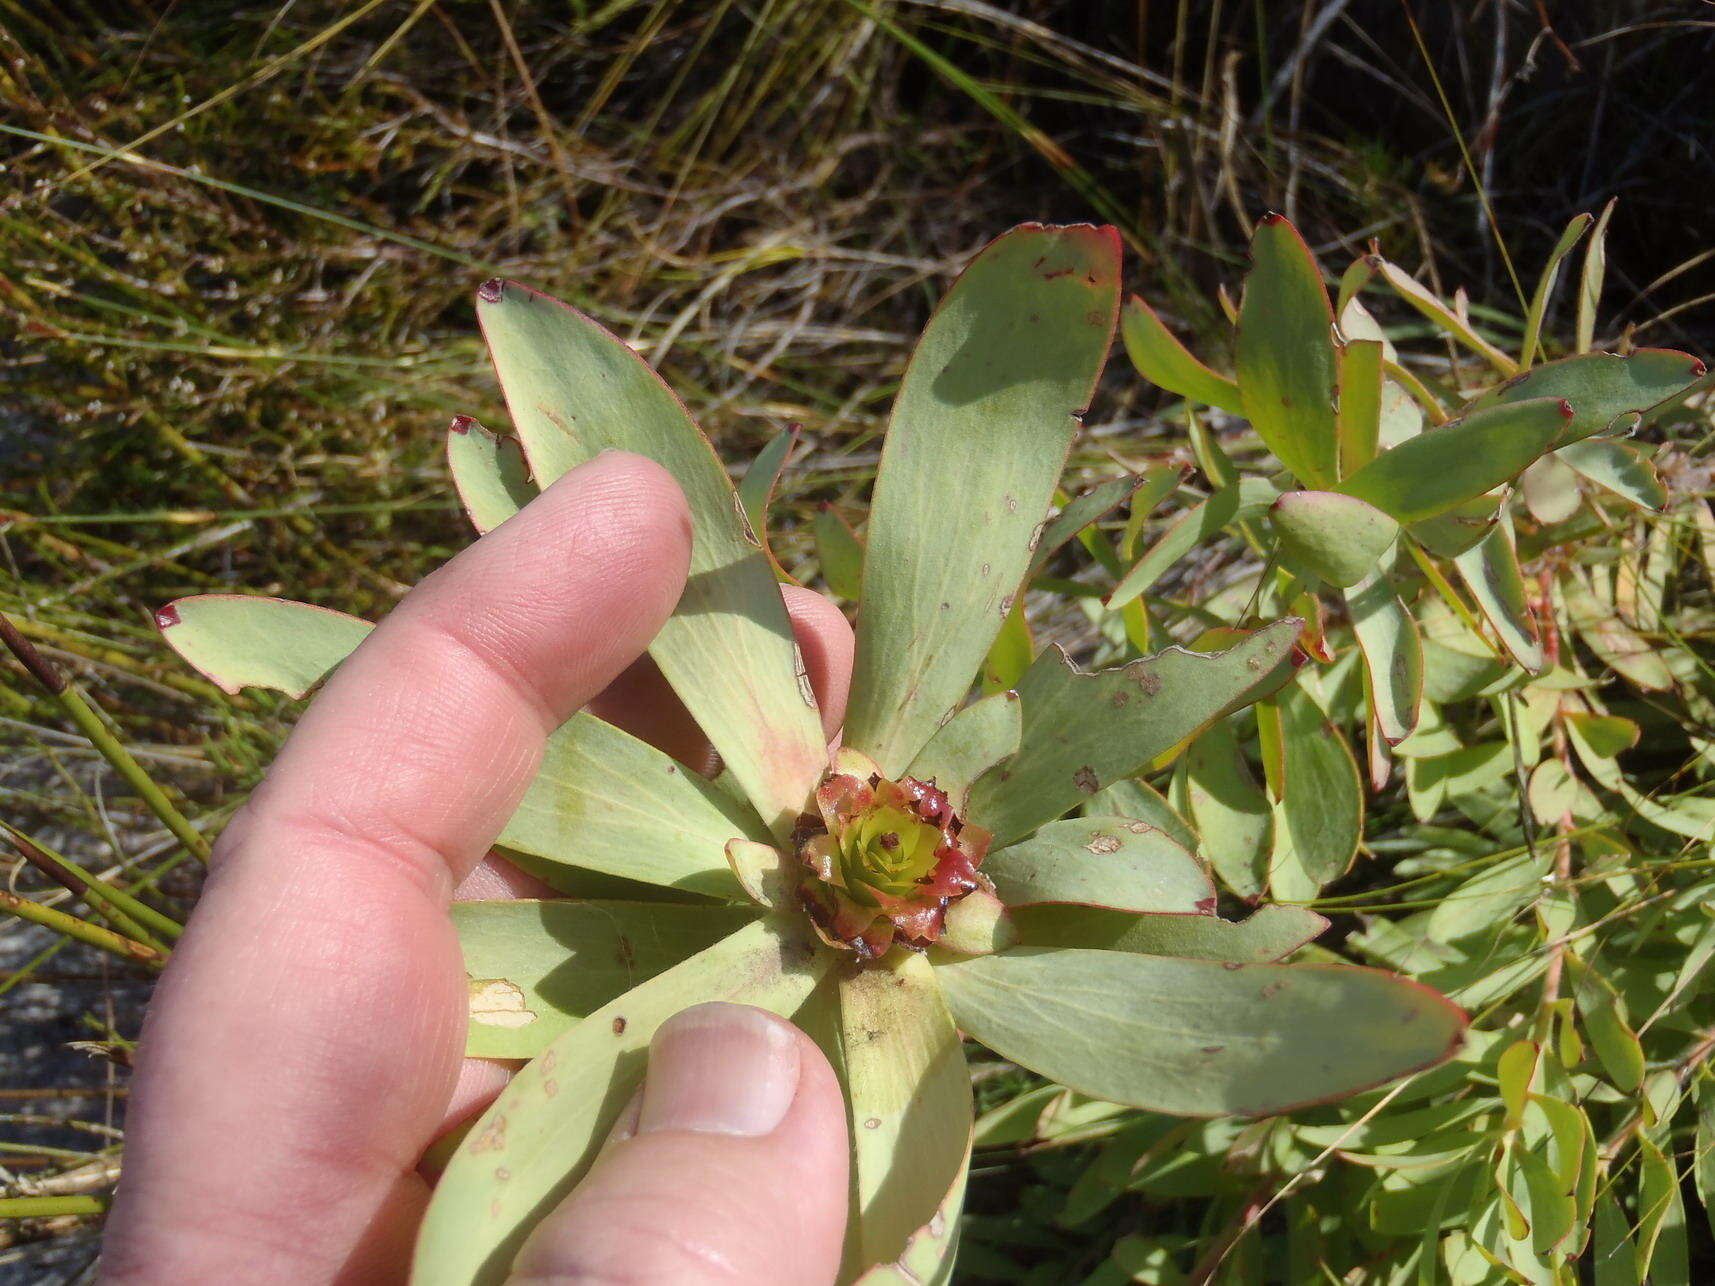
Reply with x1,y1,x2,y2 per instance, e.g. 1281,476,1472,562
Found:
48,211,1697,1283
152,224,1478,1284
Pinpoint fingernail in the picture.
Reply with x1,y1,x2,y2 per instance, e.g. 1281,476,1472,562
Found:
638,1002,799,1138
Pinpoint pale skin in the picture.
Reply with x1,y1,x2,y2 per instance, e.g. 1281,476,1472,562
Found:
100,453,853,1285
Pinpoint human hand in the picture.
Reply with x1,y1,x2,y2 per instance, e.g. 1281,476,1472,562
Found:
101,452,854,1285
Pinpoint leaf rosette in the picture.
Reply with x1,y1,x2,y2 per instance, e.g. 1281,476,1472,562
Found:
157,222,1471,1286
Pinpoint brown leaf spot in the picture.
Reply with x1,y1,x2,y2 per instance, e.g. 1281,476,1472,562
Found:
864,1117,882,1130
1084,309,1104,326
1005,495,1019,514
612,1016,628,1036
1136,671,1163,696
1074,766,1100,793
1122,820,1152,833
1085,833,1122,855
1111,690,1131,708
543,1079,559,1098
468,978,537,1029
1201,1045,1224,1055
1222,961,1245,971
1260,981,1286,998
542,1050,557,1072
999,593,1016,617
495,1167,511,1181
470,1115,507,1154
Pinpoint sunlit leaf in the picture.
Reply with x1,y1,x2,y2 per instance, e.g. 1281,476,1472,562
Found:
1470,349,1705,445
1182,716,1272,899
904,691,1021,814
1575,199,1615,353
1519,212,1592,369
477,280,826,834
814,504,865,601
1345,571,1424,744
158,595,371,699
1011,902,1327,963
982,816,1214,913
1453,521,1545,673
841,952,971,1281
1260,685,1362,895
967,620,1300,845
1339,398,1570,523
1369,255,1518,376
1557,439,1666,511
1027,466,1180,580
448,416,535,534
1120,294,1244,414
414,915,831,1285
938,947,1466,1116
1337,338,1385,476
500,712,763,896
453,900,752,1058
1236,214,1341,487
846,224,1121,775
737,424,801,582
1270,490,1398,588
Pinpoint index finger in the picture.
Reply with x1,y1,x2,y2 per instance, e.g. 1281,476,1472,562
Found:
102,452,692,1285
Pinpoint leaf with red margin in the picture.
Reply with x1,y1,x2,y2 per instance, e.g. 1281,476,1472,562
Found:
844,223,1122,776
938,947,1467,1117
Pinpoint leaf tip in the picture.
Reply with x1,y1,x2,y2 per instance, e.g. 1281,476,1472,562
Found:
154,603,181,630
476,277,507,304
448,414,478,436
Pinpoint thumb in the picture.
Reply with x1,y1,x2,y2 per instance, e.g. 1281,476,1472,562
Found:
503,1003,850,1286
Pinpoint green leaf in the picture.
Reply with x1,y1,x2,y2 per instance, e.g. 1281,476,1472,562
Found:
736,425,801,582
477,280,826,835
1337,338,1385,476
938,947,1465,1116
982,816,1214,913
1520,453,1584,525
1636,1134,1687,1283
845,224,1122,775
1262,685,1362,894
1338,398,1571,524
1695,1077,1715,1238
814,504,865,600
1083,776,1197,852
1469,349,1705,445
1567,952,1645,1093
499,712,763,897
1370,255,1518,376
454,900,752,1058
1027,466,1180,581
1269,490,1399,587
158,595,371,699
1011,901,1327,963
1236,214,1341,487
1519,213,1592,369
1406,492,1503,559
1107,477,1278,610
904,691,1021,814
1593,1188,1640,1286
980,596,1033,695
1119,294,1244,414
1557,439,1666,511
1182,716,1273,899
1496,1040,1538,1124
1453,521,1545,673
448,416,536,534
841,952,971,1280
1575,200,1615,353
1514,1141,1576,1256
1344,571,1424,744
414,916,831,1286
966,620,1300,846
